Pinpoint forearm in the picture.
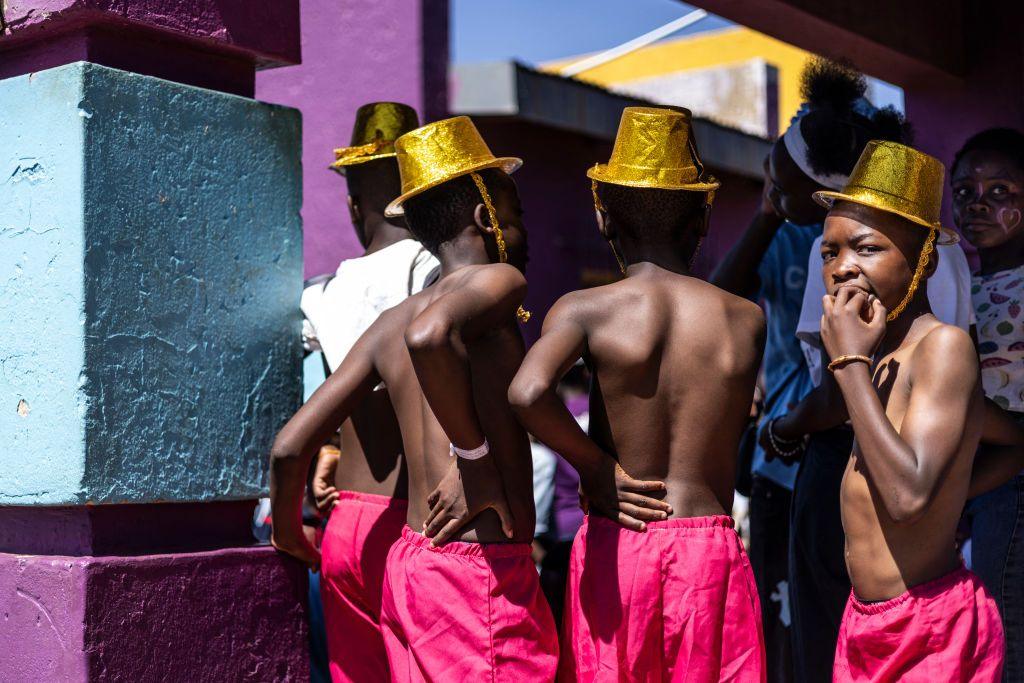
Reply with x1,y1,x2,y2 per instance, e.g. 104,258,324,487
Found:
269,452,312,540
514,387,609,477
407,325,486,448
774,377,847,440
833,363,929,519
970,444,1024,498
709,211,782,297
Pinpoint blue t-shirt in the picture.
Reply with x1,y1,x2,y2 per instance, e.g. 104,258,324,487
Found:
752,221,821,489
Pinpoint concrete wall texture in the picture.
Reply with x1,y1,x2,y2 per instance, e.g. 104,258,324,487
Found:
0,547,309,681
256,0,449,278
0,62,303,505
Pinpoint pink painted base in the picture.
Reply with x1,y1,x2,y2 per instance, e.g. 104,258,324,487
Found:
0,546,309,680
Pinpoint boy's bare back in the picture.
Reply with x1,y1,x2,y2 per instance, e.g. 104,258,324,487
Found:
358,264,533,543
556,266,765,518
839,317,982,599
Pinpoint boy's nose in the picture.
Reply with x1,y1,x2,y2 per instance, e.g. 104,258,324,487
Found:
968,200,991,215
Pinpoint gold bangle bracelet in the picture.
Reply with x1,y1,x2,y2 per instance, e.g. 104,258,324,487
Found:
827,354,872,372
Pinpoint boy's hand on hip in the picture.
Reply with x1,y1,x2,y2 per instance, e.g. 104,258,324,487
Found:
423,455,514,546
580,456,672,532
271,527,322,573
820,288,886,360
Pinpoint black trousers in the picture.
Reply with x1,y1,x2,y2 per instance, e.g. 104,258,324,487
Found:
749,475,794,683
788,428,854,683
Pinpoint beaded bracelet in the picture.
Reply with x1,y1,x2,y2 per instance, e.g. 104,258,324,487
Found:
767,417,804,460
827,354,872,373
450,439,489,460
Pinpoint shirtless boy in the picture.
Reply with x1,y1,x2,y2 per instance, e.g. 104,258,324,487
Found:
300,102,437,682
814,141,1004,680
508,107,767,680
270,116,557,680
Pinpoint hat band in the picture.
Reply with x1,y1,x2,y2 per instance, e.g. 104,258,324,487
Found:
594,162,709,188
332,138,393,166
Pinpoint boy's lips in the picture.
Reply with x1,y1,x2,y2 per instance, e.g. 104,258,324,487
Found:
834,283,874,297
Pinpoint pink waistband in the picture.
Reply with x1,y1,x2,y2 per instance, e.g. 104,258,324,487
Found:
849,564,973,615
585,513,735,532
337,490,408,510
399,525,531,559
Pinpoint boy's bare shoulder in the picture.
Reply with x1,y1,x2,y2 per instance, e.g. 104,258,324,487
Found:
912,322,978,379
455,262,526,291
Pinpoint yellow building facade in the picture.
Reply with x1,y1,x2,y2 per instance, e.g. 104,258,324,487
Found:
544,26,815,138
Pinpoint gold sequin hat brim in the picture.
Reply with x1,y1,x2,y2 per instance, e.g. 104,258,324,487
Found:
384,116,522,217
587,106,720,192
329,101,420,175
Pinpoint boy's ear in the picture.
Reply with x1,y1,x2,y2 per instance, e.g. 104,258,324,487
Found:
473,203,494,233
347,194,361,225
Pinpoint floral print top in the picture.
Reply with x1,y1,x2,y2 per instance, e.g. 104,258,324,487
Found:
973,264,1024,411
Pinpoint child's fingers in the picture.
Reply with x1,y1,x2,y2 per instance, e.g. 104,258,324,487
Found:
618,501,669,521
430,518,463,547
422,500,443,532
621,476,666,492
423,509,450,538
869,298,887,328
618,491,672,514
426,487,441,507
616,512,647,532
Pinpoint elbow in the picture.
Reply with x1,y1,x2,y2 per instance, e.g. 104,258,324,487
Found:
886,493,929,525
508,376,548,416
269,435,300,467
404,317,452,355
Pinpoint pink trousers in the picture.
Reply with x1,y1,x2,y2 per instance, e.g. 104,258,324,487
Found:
320,491,408,683
560,514,766,682
380,525,558,681
833,565,1004,682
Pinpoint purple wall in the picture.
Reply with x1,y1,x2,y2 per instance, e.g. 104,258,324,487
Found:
256,0,450,278
0,548,309,681
476,119,762,343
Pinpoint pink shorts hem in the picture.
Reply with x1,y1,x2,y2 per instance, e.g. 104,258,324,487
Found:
336,490,408,511
398,525,532,559
585,512,734,532
849,564,971,615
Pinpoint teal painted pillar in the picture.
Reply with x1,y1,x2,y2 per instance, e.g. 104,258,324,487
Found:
0,3,307,679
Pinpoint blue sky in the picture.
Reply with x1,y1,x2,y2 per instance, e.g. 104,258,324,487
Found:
451,0,733,66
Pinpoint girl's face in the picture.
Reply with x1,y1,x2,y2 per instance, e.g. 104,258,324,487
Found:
952,149,1024,250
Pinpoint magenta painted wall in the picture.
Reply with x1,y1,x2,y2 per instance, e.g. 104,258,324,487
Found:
256,0,449,278
476,119,762,344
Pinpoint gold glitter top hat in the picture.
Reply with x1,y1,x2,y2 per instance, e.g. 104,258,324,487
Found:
384,116,522,217
587,107,720,192
813,140,958,244
330,102,420,174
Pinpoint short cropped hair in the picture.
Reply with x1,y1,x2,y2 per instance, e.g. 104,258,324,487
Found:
597,182,706,240
402,168,503,254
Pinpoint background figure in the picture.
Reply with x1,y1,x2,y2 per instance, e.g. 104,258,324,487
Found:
954,128,1024,682
709,58,879,681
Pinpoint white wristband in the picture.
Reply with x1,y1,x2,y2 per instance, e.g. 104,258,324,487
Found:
450,439,489,460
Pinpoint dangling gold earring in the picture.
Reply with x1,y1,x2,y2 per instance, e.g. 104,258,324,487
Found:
592,177,625,276
471,172,530,323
